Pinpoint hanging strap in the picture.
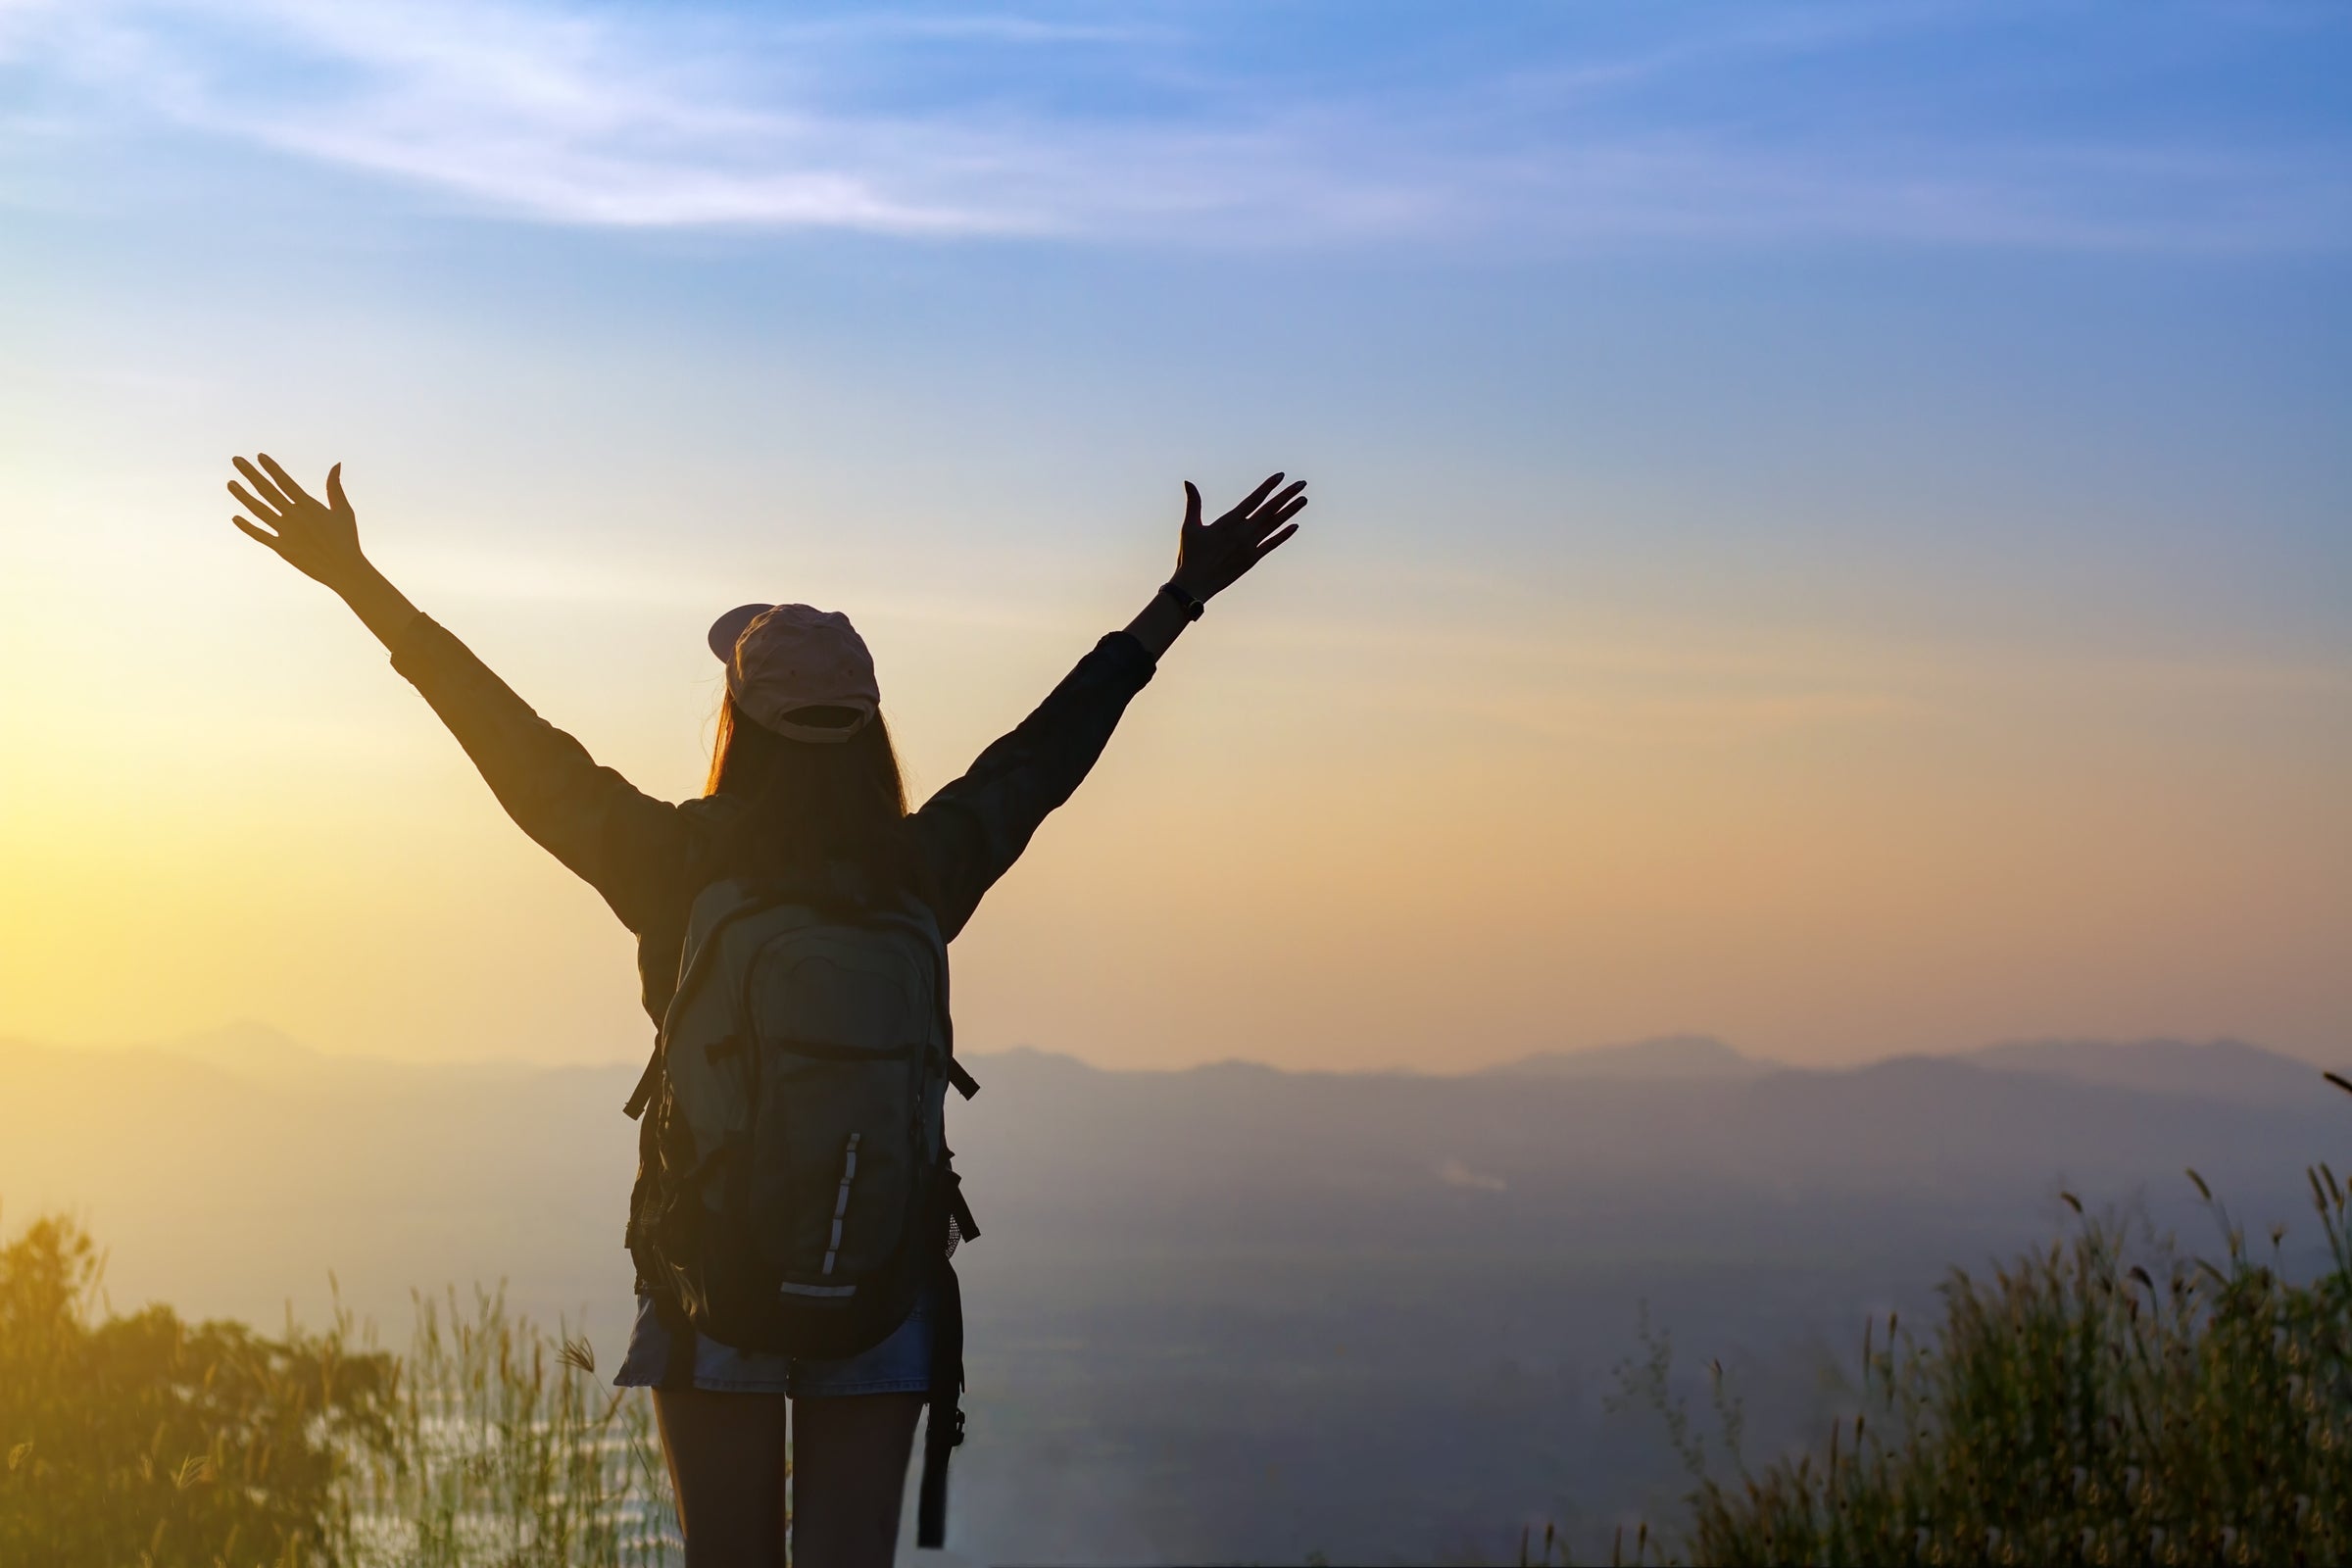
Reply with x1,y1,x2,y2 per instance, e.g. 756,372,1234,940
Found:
915,1252,967,1549
623,1046,662,1121
943,1162,981,1244
946,1058,981,1101
654,1288,700,1394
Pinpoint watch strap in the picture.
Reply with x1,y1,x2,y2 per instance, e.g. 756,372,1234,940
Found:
1157,580,1206,621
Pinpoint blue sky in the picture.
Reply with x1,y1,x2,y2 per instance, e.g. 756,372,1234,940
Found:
8,1,2349,246
3,2,2348,1068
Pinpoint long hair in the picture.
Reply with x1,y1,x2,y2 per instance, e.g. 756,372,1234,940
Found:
702,695,922,904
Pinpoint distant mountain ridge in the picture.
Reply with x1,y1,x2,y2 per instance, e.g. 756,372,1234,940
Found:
16,1020,595,1090
19,1028,2341,1103
1481,1034,1769,1080
8,1025,2342,1331
1962,1036,2336,1109
1473,1033,2342,1107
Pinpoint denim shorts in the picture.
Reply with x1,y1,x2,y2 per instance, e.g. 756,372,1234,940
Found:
612,1289,933,1397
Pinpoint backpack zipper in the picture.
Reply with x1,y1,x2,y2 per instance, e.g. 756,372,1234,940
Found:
820,1132,860,1277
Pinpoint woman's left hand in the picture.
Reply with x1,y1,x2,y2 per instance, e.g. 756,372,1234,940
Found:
1169,472,1307,602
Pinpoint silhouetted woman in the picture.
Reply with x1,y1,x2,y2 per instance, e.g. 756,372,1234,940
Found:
224,453,1305,1567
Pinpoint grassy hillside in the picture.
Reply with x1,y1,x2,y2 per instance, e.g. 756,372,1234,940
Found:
1581,1076,2352,1567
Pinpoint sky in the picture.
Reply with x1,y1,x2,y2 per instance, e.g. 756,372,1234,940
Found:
1,0,2347,1072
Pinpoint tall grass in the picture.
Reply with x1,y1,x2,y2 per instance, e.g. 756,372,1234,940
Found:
345,1286,679,1567
1560,1076,2352,1567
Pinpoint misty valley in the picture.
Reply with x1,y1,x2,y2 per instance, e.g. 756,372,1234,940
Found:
3,1029,2343,1564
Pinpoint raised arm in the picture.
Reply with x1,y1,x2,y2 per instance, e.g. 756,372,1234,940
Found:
912,471,1308,938
225,453,696,931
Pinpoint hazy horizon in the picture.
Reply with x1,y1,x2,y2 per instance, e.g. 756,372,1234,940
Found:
15,1015,2351,1078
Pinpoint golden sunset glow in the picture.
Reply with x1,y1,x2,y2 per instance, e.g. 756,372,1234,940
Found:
3,3,2347,1083
7,517,2344,1070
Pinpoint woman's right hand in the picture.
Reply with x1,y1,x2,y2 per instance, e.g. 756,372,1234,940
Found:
227,454,371,594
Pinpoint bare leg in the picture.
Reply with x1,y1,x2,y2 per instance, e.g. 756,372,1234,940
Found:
654,1389,793,1568
789,1394,926,1568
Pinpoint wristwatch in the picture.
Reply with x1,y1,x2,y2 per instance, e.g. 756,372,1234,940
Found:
1157,580,1206,621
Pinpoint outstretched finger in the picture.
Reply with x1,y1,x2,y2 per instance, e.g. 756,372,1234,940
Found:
1252,480,1306,526
228,478,284,524
1221,471,1285,524
1252,520,1301,559
325,461,349,514
1241,491,1307,543
256,453,318,510
1183,479,1202,531
233,457,294,514
231,515,283,553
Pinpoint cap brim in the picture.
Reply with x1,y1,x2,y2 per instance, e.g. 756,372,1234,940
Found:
768,700,878,744
707,603,772,663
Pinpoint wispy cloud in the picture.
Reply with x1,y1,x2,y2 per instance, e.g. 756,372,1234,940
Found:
5,0,2347,249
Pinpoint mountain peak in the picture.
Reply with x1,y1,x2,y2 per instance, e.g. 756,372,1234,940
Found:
1480,1034,1768,1080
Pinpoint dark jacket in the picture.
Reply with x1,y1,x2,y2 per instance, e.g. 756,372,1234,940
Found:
386,614,1158,1025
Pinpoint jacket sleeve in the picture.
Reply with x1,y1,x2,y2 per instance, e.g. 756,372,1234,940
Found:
908,631,1158,941
387,614,700,934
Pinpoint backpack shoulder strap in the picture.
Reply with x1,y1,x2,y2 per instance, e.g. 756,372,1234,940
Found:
622,878,771,1121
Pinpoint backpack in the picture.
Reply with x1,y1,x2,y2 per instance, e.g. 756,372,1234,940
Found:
623,874,980,1544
